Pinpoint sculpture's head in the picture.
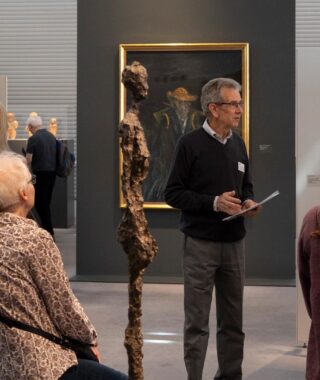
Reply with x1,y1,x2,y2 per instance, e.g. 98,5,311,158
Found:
122,61,148,101
7,112,15,123
50,117,57,126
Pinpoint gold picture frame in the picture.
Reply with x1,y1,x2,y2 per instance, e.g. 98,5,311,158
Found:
119,43,249,209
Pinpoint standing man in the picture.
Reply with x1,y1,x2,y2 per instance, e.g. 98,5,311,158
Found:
164,78,260,380
26,115,56,238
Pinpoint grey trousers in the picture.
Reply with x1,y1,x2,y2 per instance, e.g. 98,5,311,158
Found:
183,235,245,380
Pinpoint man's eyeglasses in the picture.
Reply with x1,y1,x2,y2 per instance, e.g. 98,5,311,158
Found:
214,101,244,109
29,174,36,185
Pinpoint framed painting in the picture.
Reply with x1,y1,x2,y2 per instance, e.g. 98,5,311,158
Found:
119,43,249,209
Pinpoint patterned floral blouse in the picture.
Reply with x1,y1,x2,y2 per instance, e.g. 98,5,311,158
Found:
0,212,97,380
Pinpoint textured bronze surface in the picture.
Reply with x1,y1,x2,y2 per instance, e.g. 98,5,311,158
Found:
118,62,158,380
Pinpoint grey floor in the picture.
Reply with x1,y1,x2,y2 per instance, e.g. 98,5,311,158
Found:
55,228,307,380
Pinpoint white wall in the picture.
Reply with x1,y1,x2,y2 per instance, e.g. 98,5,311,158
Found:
295,48,320,343
296,0,320,344
0,0,76,140
0,76,7,108
0,0,77,194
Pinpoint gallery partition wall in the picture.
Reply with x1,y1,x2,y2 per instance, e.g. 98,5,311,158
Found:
77,0,295,284
0,0,77,142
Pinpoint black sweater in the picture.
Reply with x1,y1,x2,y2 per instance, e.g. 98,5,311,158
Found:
164,127,254,242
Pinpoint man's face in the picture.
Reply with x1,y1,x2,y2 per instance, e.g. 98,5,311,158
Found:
212,87,243,129
173,100,192,119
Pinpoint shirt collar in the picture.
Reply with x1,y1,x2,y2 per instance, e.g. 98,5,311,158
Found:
202,119,232,144
0,212,37,227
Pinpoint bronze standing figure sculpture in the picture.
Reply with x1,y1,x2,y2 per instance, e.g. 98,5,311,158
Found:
118,61,158,380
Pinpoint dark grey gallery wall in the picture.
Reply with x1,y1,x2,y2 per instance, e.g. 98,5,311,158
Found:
77,0,295,284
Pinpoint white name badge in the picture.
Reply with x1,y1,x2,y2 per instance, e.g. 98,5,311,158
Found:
238,162,245,173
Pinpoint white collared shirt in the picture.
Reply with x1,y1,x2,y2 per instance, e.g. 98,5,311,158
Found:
202,119,232,144
202,119,233,211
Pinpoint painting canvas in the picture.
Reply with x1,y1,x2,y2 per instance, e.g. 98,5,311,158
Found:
119,43,249,209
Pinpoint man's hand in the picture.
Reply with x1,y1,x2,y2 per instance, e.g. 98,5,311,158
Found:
216,191,242,215
242,199,261,217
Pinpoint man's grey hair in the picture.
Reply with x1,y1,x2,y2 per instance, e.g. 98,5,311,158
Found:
200,77,242,117
0,151,31,211
26,115,43,128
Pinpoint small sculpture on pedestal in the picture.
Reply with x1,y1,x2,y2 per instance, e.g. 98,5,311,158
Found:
118,61,158,380
48,117,58,136
7,112,19,140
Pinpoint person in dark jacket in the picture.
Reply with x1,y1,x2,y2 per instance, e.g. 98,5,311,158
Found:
165,78,260,380
298,206,320,380
26,114,56,237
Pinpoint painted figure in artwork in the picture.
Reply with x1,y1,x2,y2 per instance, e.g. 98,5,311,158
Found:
144,87,204,201
118,61,158,380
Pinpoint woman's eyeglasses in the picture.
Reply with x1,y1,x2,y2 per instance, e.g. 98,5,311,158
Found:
29,174,37,185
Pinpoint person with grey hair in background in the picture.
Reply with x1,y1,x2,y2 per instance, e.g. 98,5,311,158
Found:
0,103,9,152
25,114,56,238
165,78,260,380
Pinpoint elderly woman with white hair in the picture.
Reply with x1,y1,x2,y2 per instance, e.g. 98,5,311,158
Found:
0,151,127,380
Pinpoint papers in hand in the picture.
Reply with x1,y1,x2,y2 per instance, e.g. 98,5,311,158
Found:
222,190,280,222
